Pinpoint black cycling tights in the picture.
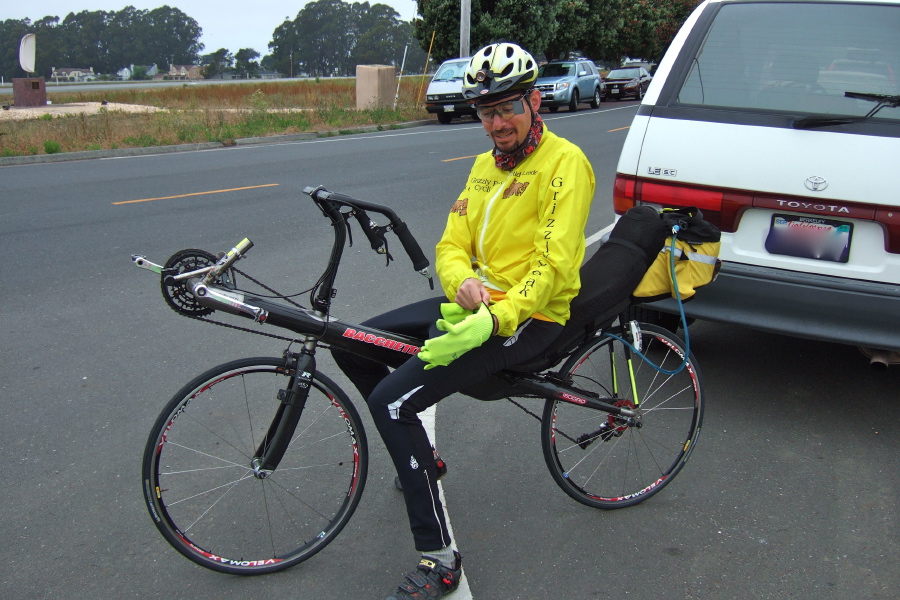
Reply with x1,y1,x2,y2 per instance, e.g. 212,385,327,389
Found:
332,296,561,551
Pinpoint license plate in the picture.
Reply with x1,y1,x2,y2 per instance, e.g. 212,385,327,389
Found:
611,88,619,94
443,105,454,112
765,213,852,263
540,92,548,98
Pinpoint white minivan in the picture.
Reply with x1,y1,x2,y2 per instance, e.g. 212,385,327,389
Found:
424,58,477,124
615,0,900,355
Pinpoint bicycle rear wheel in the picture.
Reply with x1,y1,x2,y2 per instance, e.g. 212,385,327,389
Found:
541,323,703,509
142,357,368,575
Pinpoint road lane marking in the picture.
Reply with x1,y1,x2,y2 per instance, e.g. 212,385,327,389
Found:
607,126,630,132
422,406,474,599
587,222,616,247
442,155,479,162
112,183,279,205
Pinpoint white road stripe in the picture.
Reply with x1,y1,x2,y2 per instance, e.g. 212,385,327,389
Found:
586,222,615,247
421,405,474,599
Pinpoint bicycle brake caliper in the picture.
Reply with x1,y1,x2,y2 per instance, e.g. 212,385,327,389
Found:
627,320,643,353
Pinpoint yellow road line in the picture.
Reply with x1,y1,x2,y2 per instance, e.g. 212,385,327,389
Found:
113,183,280,205
608,126,630,132
442,154,479,163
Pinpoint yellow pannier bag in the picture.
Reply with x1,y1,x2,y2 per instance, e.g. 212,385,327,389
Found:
632,207,722,301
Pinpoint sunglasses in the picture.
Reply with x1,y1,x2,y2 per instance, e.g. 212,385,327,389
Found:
474,93,529,122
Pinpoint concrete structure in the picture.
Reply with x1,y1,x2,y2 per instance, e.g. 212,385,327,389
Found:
12,78,47,107
356,65,395,110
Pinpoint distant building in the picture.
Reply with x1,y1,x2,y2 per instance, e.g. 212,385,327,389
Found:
167,64,202,81
117,64,159,80
51,67,96,82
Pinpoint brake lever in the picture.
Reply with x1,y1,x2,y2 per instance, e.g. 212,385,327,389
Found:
342,211,355,248
372,225,395,267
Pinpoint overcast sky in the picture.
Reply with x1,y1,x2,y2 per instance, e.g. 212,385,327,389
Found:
5,1,419,58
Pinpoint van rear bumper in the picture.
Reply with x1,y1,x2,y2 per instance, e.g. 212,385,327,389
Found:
641,262,900,351
425,103,475,115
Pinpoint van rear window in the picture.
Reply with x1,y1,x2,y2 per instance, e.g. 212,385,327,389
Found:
676,2,900,120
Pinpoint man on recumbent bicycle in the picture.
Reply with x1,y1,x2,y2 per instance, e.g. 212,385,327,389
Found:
332,42,595,599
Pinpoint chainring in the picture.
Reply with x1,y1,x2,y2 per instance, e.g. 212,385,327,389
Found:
160,249,236,317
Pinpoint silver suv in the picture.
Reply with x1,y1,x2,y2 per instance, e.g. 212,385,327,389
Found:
535,60,604,112
614,0,900,356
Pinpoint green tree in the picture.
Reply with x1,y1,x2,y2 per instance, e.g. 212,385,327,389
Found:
234,48,261,78
0,19,32,79
144,5,204,68
412,0,699,64
295,0,353,77
350,3,408,67
593,0,700,62
413,0,471,62
269,19,300,76
200,48,233,78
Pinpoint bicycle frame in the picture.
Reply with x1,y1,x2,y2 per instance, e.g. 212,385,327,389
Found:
132,186,642,473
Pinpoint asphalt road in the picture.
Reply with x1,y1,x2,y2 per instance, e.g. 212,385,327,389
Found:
1,103,898,600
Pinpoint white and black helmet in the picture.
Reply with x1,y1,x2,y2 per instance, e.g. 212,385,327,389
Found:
462,42,539,101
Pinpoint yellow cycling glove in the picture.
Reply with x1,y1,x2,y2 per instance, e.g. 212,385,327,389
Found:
419,303,494,370
438,302,471,326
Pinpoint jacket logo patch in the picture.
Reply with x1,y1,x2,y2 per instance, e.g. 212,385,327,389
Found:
504,179,529,199
450,198,468,216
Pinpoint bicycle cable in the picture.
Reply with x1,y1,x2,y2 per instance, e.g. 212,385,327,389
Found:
183,265,325,345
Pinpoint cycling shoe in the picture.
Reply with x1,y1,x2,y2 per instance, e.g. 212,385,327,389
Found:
385,552,462,600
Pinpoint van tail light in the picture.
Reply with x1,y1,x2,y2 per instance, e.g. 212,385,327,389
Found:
612,174,636,214
613,174,751,232
613,174,900,253
877,209,900,254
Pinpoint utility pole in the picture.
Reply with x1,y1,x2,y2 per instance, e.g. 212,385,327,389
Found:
460,0,470,58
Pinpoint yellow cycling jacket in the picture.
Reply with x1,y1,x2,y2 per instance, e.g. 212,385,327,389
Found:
436,126,595,337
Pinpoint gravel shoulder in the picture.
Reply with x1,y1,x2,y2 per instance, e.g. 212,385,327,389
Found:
0,101,163,121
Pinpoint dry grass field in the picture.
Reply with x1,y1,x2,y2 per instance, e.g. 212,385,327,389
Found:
0,78,433,157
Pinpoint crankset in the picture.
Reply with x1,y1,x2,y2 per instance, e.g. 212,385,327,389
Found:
160,248,236,317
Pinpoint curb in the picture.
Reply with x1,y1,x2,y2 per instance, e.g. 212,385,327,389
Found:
0,119,436,167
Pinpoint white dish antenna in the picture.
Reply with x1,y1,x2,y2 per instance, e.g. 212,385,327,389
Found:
20,33,36,74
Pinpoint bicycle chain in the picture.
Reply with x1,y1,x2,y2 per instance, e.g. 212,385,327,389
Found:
182,267,325,346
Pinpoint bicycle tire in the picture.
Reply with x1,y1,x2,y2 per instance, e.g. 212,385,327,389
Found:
142,357,368,575
540,323,703,509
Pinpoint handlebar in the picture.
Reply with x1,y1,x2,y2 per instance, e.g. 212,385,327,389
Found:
133,185,434,322
304,186,433,286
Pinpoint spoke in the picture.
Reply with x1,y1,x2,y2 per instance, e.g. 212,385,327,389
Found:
161,441,250,471
167,470,254,510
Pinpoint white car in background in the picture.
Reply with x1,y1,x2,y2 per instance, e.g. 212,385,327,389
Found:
615,0,900,363
424,58,476,124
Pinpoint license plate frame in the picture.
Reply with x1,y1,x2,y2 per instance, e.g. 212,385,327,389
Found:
764,213,853,263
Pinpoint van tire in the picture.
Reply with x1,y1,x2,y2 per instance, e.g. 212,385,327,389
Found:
437,113,453,124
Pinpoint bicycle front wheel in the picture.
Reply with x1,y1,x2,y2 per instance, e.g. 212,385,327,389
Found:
142,357,368,575
541,323,703,509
